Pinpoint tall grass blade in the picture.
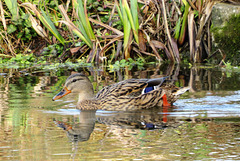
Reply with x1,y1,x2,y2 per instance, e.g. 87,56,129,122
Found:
203,2,214,25
122,0,139,44
58,5,92,47
73,0,95,41
130,0,138,31
178,3,189,45
174,18,181,40
117,0,131,59
4,0,18,20
59,21,92,47
116,4,123,22
40,9,65,45
83,0,95,40
22,3,65,45
75,21,92,44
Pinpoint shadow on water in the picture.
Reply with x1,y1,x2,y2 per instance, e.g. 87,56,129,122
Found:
1,63,240,160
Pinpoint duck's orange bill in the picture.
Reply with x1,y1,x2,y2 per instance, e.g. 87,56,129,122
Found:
52,87,71,101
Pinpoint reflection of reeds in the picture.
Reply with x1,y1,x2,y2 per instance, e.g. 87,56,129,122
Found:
0,75,9,119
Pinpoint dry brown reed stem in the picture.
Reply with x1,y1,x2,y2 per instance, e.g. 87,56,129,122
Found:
142,30,163,60
172,0,182,16
89,18,124,36
187,0,198,10
89,17,124,60
0,32,16,56
58,5,75,41
161,0,179,63
194,1,214,62
188,11,196,62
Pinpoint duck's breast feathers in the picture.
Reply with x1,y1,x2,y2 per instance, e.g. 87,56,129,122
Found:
96,77,168,99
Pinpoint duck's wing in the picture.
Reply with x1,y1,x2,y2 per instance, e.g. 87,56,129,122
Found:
96,77,168,99
96,79,147,99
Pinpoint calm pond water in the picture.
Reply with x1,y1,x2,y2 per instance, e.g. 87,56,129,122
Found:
0,64,240,160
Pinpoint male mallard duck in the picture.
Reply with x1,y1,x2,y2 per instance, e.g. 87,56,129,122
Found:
52,73,189,111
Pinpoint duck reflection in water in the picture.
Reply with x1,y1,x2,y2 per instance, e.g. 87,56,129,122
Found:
54,107,179,143
52,70,189,142
54,110,96,142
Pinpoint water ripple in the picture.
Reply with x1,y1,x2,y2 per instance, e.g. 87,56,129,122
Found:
175,92,240,117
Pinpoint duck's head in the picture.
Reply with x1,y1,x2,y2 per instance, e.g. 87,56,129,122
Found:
52,73,94,101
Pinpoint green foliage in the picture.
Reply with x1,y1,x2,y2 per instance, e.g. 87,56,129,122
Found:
41,44,64,59
0,54,35,68
6,13,37,42
7,24,17,34
174,18,181,40
40,9,65,45
0,53,152,72
212,14,240,65
194,10,199,18
108,58,145,71
178,2,189,45
221,61,240,78
117,0,139,59
41,60,92,71
0,53,92,70
87,0,104,12
4,0,18,20
74,0,95,41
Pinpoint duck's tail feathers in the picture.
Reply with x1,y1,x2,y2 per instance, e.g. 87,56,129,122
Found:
173,86,190,96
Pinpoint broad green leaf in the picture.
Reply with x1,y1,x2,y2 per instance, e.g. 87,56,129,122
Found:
122,0,139,44
7,24,17,34
74,0,95,40
4,0,18,20
174,18,181,40
40,9,65,45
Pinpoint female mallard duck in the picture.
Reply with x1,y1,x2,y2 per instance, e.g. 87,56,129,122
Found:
52,73,189,111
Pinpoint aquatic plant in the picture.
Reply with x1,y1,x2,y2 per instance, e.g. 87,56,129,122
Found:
108,58,145,71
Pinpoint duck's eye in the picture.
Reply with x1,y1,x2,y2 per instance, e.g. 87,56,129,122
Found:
72,79,77,83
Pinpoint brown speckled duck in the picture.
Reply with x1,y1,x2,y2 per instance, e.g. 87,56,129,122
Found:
52,73,189,111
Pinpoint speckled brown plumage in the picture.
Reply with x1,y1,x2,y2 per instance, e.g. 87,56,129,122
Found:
52,73,189,111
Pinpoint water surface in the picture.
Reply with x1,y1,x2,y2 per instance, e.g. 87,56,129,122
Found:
0,64,240,160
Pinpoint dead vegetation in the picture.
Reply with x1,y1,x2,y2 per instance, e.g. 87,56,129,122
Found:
0,0,215,63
